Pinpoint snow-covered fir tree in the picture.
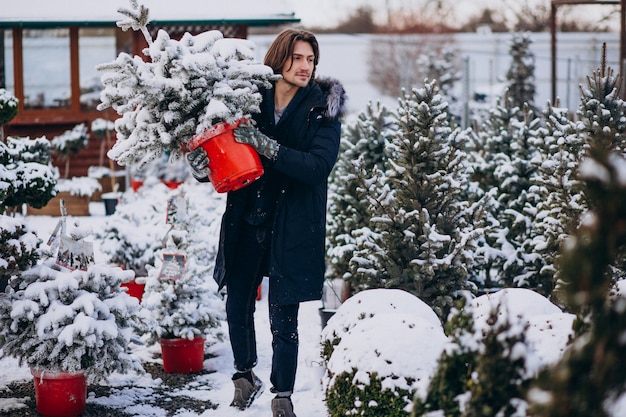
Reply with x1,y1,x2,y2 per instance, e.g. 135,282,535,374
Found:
326,101,391,288
469,92,545,293
416,47,461,122
97,0,278,168
142,189,225,343
0,221,150,383
525,101,586,299
529,128,626,417
505,33,537,117
348,80,486,320
573,48,626,284
576,45,626,153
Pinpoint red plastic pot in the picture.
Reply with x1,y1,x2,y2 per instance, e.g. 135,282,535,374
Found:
162,180,183,189
31,368,87,417
130,179,144,191
188,119,264,193
160,336,205,373
120,278,146,302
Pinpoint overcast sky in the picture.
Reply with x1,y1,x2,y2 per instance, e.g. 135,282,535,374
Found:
286,0,617,29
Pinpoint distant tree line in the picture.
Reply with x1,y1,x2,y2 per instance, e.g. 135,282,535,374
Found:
310,0,618,34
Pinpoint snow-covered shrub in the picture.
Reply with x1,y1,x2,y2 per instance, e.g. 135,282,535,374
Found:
0,253,151,383
320,288,440,365
321,289,445,417
0,137,57,213
97,0,279,168
0,215,40,291
0,88,18,126
96,181,172,276
51,123,90,178
140,182,225,343
416,288,574,417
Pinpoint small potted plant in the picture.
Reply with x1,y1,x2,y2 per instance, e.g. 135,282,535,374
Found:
141,189,225,373
97,0,278,192
0,221,150,416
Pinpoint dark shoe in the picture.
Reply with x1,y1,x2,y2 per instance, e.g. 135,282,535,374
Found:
230,370,263,410
272,396,297,417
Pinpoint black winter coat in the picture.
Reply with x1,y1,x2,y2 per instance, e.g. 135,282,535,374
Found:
213,77,347,305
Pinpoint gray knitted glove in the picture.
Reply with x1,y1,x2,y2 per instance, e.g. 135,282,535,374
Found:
186,147,211,181
234,121,280,162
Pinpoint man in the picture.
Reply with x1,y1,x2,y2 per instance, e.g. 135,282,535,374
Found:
187,28,346,417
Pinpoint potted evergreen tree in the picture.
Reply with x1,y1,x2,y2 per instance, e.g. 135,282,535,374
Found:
0,221,151,416
141,188,225,373
97,0,278,192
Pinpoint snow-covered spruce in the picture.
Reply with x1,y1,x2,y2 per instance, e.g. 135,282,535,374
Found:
97,0,279,168
140,184,225,343
0,257,151,383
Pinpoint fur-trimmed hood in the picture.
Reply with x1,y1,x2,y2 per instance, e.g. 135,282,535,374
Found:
315,76,348,119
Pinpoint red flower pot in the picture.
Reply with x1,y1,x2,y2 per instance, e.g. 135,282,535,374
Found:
162,180,183,189
120,278,146,302
31,369,87,417
188,119,264,193
130,179,144,191
160,336,205,373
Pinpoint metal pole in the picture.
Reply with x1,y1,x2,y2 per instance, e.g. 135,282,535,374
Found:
622,0,625,98
462,55,470,129
551,2,557,103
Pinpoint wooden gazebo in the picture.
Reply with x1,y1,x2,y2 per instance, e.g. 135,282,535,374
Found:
0,0,299,177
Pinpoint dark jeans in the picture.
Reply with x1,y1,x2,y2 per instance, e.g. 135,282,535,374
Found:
225,221,299,394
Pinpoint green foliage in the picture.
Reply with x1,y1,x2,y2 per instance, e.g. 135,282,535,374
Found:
326,369,414,417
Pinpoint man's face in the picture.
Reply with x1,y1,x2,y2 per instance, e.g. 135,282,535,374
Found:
281,40,315,87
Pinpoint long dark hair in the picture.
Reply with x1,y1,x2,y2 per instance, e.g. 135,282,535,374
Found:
264,28,319,83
